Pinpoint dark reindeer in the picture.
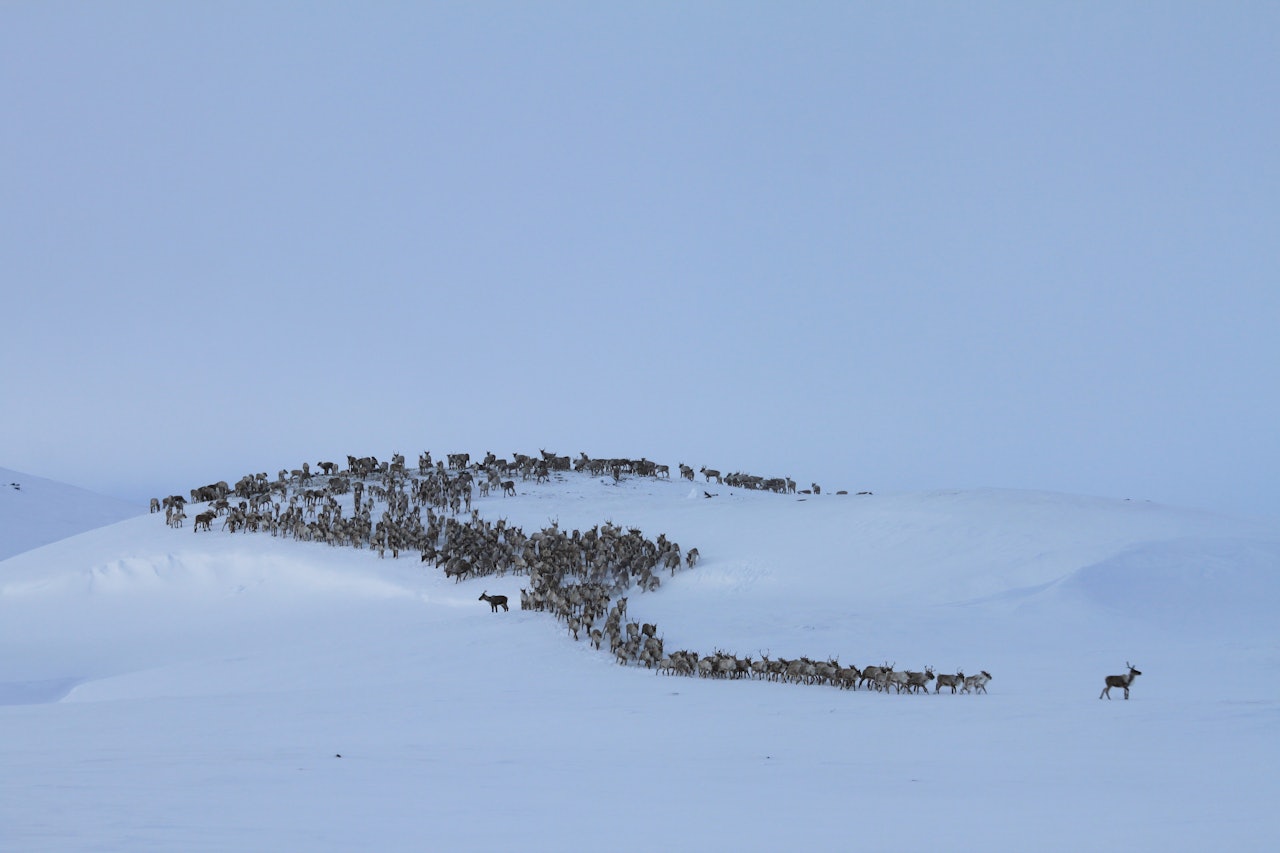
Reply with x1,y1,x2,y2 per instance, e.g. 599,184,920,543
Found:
443,560,470,583
1100,662,1142,700
479,591,509,612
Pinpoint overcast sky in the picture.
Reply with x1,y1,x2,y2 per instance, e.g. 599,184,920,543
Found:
3,2,1277,519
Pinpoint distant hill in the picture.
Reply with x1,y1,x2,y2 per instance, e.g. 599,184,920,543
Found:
0,467,144,561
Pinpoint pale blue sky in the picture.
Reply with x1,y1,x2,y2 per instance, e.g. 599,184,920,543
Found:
3,2,1277,518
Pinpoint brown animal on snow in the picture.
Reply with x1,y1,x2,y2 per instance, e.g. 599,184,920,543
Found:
479,591,509,612
1100,662,1141,700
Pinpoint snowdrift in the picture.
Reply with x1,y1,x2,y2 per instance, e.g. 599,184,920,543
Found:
0,466,143,561
1055,536,1280,635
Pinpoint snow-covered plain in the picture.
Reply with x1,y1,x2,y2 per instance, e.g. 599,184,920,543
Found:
1,463,1277,852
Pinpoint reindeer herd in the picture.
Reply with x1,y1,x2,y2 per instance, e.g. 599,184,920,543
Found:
154,447,1142,702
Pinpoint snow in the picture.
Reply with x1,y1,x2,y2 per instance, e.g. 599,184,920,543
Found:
1,466,1278,851
0,467,143,561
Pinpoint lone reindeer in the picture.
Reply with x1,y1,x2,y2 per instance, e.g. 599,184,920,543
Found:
1100,662,1142,700
479,591,509,613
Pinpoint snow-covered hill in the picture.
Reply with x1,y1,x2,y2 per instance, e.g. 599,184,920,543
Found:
0,466,144,561
1,466,1277,851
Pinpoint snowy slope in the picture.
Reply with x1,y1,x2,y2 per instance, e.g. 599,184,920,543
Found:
1,466,1277,852
0,466,144,561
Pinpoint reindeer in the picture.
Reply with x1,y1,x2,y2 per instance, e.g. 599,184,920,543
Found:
859,664,889,691
905,667,935,694
962,671,992,695
934,671,965,694
700,467,722,484
884,667,911,694
835,664,862,690
479,591,509,612
686,547,700,567
501,480,516,497
1100,662,1141,700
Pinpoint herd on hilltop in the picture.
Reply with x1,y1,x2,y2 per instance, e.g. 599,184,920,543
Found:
147,448,1138,700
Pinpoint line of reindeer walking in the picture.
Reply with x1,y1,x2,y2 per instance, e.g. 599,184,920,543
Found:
152,447,1166,700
